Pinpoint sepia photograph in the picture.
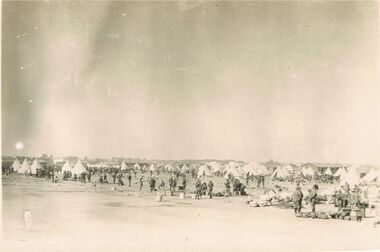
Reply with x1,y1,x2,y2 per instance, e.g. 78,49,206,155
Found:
1,1,380,251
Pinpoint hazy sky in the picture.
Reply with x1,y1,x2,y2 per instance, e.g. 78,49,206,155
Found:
2,1,379,163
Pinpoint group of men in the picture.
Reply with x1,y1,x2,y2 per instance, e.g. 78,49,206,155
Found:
195,179,214,199
292,184,319,215
333,183,368,210
224,178,247,196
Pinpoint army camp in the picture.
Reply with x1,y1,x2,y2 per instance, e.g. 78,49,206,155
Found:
2,1,380,252
2,157,380,251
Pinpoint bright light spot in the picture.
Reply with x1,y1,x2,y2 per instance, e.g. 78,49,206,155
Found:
16,142,24,150
20,66,24,70
122,13,127,16
28,100,33,103
34,26,38,30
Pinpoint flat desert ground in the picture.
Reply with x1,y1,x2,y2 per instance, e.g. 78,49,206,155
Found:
2,174,380,252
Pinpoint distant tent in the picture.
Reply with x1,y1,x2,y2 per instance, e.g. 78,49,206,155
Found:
61,161,73,173
355,164,375,175
30,159,43,174
181,164,190,172
227,161,239,169
242,163,256,175
207,162,221,173
300,165,316,177
133,163,141,170
149,164,156,172
334,167,346,177
11,159,21,172
254,163,270,176
282,164,294,174
361,167,380,184
225,162,243,178
271,166,290,179
197,165,213,177
165,164,174,172
166,164,180,172
340,165,361,186
18,159,31,173
120,161,128,171
72,160,86,175
324,167,333,176
173,164,181,171
243,162,269,176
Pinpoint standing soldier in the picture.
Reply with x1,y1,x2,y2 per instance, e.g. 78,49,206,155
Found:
117,173,124,185
292,186,303,215
173,177,177,191
149,177,156,192
182,176,187,192
159,180,166,195
169,176,174,192
256,176,261,188
112,172,117,184
127,173,132,187
224,179,231,196
195,178,202,200
139,177,144,191
208,180,214,199
309,184,319,213
261,175,265,189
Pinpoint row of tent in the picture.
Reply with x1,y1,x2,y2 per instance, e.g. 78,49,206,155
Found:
10,158,380,185
271,164,380,186
11,159,43,174
11,159,86,176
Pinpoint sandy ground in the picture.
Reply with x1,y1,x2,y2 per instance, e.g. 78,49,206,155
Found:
2,174,380,252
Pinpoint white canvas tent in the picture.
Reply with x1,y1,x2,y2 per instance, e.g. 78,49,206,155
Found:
19,159,31,173
340,165,361,186
72,160,86,175
324,167,333,176
165,164,174,172
133,163,141,170
242,163,256,175
197,165,213,177
271,166,290,179
149,164,156,172
207,162,222,173
224,162,243,178
281,164,294,174
361,168,380,184
120,162,128,171
30,159,43,174
227,161,239,169
181,164,190,172
11,159,21,172
334,167,346,177
254,163,270,176
243,162,269,176
300,165,316,177
61,161,73,173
